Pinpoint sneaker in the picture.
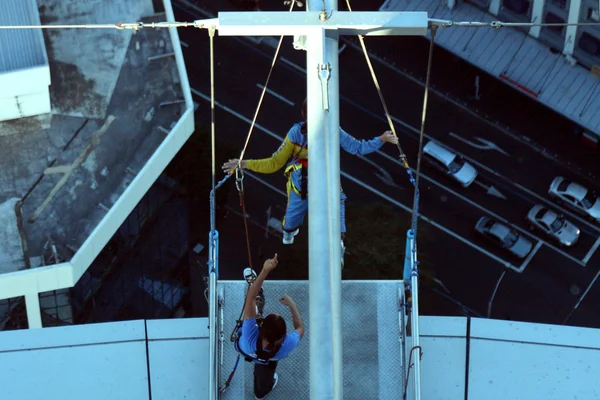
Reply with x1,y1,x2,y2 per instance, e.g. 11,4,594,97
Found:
341,240,346,269
243,268,257,284
282,228,299,245
255,373,279,400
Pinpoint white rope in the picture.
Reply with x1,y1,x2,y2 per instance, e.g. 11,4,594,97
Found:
1,17,599,31
234,0,297,171
344,0,409,167
430,19,600,29
0,21,197,30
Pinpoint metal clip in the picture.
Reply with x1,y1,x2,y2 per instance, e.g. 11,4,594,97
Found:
235,167,245,193
318,63,331,111
115,22,143,30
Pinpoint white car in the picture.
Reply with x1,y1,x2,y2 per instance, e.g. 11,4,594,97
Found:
475,217,533,259
423,141,478,187
527,205,580,246
548,177,600,222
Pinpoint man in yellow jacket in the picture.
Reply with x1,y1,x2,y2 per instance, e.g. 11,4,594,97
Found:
222,100,397,262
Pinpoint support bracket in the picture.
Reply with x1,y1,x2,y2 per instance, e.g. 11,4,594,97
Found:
318,63,331,110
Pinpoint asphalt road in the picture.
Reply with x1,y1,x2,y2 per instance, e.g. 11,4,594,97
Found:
173,0,600,328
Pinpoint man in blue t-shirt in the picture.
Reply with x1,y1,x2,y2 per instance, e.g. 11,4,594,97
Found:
236,254,305,399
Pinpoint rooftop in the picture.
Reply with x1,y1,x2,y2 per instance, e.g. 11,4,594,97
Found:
0,0,193,288
0,0,47,73
0,281,598,399
381,0,600,139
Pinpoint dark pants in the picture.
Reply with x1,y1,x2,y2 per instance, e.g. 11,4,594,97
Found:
253,361,278,398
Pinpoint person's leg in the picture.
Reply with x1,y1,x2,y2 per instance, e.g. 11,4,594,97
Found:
282,180,308,244
253,362,278,399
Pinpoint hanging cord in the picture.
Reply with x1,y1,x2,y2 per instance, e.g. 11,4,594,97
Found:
403,346,423,399
344,0,411,170
209,26,217,232
234,1,296,171
235,168,253,269
410,26,437,237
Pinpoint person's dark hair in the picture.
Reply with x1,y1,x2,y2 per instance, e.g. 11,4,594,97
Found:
301,98,307,121
260,313,287,350
300,98,308,134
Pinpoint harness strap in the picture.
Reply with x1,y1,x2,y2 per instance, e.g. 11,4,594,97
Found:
234,329,281,367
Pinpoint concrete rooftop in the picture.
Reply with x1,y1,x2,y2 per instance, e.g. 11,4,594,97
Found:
0,0,190,276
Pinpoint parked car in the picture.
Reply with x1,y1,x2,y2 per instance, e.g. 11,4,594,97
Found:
527,205,580,246
548,177,600,222
423,141,478,188
475,216,533,259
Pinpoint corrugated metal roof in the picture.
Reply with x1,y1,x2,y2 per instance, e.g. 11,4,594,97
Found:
0,0,47,73
382,0,600,138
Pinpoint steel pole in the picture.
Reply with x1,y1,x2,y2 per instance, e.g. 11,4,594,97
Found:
408,230,422,400
307,0,342,398
208,230,219,400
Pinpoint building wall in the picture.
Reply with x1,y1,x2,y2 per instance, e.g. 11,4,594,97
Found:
0,65,51,122
477,0,600,69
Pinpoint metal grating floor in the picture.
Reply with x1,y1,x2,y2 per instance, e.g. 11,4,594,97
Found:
218,280,405,399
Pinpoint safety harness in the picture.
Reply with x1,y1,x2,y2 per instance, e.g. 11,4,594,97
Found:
284,122,309,199
234,328,282,368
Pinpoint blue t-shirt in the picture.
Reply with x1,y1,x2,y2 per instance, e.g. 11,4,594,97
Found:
237,318,301,364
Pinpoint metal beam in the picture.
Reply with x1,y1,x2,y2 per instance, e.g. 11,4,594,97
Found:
306,1,343,398
563,0,582,57
211,11,428,36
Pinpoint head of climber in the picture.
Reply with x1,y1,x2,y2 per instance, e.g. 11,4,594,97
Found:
259,313,287,350
301,98,307,121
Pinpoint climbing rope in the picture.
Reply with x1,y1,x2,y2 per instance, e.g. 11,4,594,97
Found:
235,168,253,268
344,0,411,171
209,25,217,232
410,26,437,237
234,0,297,171
344,0,437,238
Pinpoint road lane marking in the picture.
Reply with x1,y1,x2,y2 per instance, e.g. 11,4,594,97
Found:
372,147,587,266
192,88,518,271
563,267,600,324
582,236,600,264
245,171,287,197
356,154,400,188
449,132,510,156
337,38,600,186
339,173,517,271
280,57,306,74
256,83,295,106
516,241,543,273
386,115,600,236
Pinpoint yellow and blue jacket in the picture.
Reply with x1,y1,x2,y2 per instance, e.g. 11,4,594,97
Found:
245,122,384,196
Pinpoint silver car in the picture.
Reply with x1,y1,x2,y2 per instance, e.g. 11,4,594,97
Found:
475,217,533,259
527,205,580,246
423,141,478,187
548,177,600,222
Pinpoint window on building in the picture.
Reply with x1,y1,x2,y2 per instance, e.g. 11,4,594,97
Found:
579,32,600,56
587,7,600,22
551,0,567,9
503,0,530,14
545,12,565,34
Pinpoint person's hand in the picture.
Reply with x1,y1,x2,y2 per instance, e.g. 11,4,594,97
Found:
221,158,246,174
279,295,295,307
379,131,398,144
263,253,278,272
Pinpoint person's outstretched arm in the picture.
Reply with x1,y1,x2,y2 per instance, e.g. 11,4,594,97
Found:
243,254,278,320
280,295,304,338
340,129,398,156
222,136,294,175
